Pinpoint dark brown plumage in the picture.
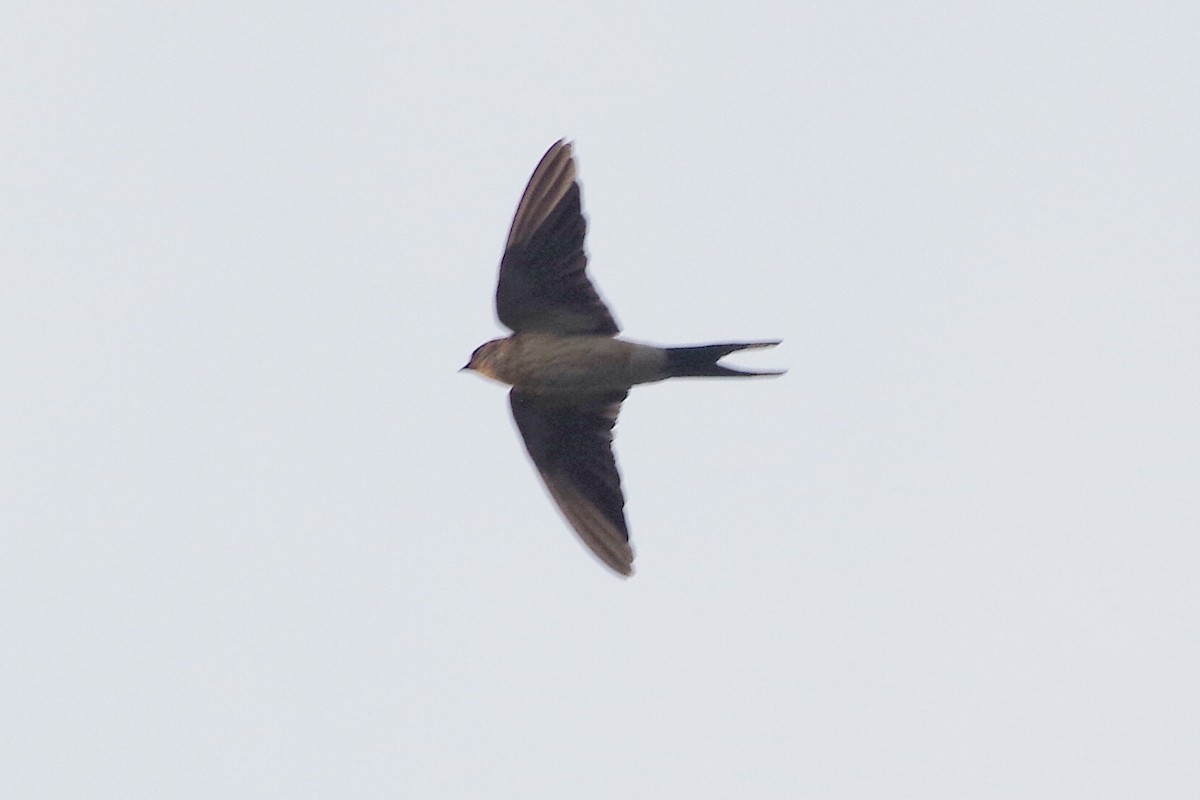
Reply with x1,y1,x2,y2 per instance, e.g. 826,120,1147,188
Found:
496,142,619,336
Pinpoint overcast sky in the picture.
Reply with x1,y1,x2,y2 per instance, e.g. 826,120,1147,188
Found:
2,2,1198,798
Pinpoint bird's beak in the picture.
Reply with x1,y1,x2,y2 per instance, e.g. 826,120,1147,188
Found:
459,363,472,372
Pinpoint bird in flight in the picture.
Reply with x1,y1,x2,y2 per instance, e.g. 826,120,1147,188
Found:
463,140,782,576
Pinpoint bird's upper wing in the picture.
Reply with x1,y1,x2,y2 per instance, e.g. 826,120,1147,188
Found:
509,389,633,576
496,140,620,336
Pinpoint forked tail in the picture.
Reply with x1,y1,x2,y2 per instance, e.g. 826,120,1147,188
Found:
664,340,785,378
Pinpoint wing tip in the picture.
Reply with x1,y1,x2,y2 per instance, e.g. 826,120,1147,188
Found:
606,551,635,578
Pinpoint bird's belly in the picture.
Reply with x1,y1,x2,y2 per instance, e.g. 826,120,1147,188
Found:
504,335,640,394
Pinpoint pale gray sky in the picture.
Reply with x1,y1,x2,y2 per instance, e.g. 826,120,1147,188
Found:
2,2,1198,798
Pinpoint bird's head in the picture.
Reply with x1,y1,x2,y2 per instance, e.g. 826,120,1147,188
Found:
460,338,509,381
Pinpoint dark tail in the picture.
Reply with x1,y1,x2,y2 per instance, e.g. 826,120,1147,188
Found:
664,340,785,378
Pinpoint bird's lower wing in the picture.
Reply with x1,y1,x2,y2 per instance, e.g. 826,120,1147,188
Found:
508,390,633,576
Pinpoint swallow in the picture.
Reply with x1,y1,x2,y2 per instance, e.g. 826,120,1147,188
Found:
463,140,783,576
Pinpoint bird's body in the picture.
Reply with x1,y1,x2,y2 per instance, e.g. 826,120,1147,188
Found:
469,333,670,395
464,140,782,576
